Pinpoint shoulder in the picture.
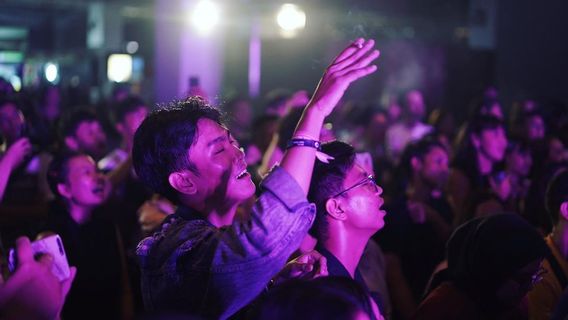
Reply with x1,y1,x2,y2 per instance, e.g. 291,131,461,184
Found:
137,214,216,269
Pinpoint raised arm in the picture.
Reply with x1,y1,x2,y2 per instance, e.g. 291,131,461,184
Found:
280,38,380,194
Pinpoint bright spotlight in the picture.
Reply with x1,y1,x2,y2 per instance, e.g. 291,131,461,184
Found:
276,4,306,34
107,54,133,83
126,41,139,54
191,0,221,35
45,63,59,83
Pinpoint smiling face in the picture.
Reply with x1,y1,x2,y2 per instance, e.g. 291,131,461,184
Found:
121,106,148,142
58,155,109,207
337,164,386,233
187,118,255,205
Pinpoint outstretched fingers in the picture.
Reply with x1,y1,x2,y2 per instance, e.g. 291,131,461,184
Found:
339,48,380,75
329,39,376,72
332,38,365,65
342,64,378,83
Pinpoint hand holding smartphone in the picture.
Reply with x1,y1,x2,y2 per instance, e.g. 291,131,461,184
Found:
8,234,71,282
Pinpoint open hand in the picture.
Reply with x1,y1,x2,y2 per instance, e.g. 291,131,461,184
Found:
308,38,380,117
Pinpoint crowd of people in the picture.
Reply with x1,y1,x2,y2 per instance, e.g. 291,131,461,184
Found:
0,38,567,320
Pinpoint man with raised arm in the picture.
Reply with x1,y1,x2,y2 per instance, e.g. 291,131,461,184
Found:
132,39,380,319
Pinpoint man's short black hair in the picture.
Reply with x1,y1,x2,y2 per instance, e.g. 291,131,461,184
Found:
398,136,446,181
47,152,83,197
545,168,568,226
113,96,147,124
307,141,356,241
132,96,223,202
59,108,99,138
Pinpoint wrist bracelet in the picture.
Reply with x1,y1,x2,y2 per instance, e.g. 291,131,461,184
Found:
287,138,321,150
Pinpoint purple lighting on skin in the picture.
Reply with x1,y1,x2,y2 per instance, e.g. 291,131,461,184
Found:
249,20,261,98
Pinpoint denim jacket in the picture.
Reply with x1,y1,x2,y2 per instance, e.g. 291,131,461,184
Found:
137,167,315,319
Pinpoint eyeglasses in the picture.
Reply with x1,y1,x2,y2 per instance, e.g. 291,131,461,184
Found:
331,174,378,198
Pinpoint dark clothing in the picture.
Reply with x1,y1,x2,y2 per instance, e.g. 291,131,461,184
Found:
137,167,315,319
375,194,452,300
316,244,383,319
44,201,123,320
417,214,549,319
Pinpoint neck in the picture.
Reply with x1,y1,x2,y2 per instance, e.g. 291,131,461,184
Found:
477,152,493,175
322,225,370,278
552,221,568,259
183,196,239,228
207,206,238,228
68,203,93,225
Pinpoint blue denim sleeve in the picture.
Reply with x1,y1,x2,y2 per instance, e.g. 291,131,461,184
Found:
210,166,316,318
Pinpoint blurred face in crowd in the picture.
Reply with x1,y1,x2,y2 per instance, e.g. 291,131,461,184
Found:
405,90,425,121
58,155,110,207
232,100,252,128
118,106,148,144
526,115,545,141
0,102,25,144
416,146,450,190
474,126,508,163
186,118,255,205
506,149,532,177
334,164,386,233
70,120,107,159
548,137,567,164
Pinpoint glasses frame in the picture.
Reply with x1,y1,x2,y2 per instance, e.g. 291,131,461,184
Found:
331,174,377,198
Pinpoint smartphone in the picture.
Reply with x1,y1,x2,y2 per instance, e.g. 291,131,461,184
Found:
8,235,70,282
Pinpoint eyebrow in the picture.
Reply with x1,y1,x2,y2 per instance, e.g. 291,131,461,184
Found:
206,131,230,148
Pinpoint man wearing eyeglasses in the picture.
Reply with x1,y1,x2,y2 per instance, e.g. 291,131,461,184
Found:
307,141,387,318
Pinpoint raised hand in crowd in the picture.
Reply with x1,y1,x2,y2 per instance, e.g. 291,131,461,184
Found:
0,137,32,201
0,237,77,320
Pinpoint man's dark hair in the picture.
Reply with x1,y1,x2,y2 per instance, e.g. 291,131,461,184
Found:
59,108,99,138
545,168,568,226
47,152,83,197
250,277,372,320
398,136,446,182
132,96,223,202
386,136,447,198
113,96,147,124
307,141,356,241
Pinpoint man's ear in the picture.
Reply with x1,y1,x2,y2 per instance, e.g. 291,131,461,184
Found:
57,183,72,200
64,136,79,151
325,198,347,221
168,171,197,196
410,156,422,172
560,201,568,220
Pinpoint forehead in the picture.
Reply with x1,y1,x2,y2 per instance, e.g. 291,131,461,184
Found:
426,146,447,158
76,120,100,130
194,118,227,146
126,106,148,117
68,155,96,170
343,164,368,184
